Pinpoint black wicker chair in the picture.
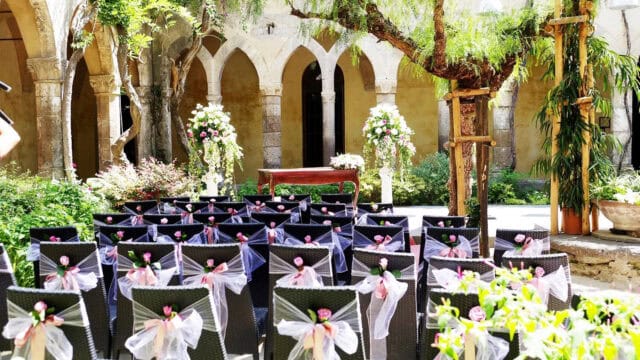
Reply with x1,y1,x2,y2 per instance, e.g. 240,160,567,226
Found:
0,244,17,352
181,244,260,359
96,225,149,295
265,244,334,359
6,286,98,359
29,226,79,281
38,242,110,356
353,224,408,252
321,193,353,205
129,286,229,359
501,252,572,311
422,215,466,228
356,202,394,215
351,249,417,360
272,286,366,360
93,213,134,235
199,195,231,203
142,214,182,225
123,200,159,215
265,201,303,223
494,228,550,267
309,203,349,217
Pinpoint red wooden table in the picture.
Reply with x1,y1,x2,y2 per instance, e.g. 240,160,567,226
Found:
257,167,359,207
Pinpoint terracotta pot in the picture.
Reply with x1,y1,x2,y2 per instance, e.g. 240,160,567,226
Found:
597,200,640,233
562,207,582,235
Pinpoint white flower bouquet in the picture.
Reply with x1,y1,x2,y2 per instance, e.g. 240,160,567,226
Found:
362,104,415,174
330,153,365,172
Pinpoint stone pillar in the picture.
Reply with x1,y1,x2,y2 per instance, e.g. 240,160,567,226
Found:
261,85,282,168
206,92,222,104
152,57,173,163
375,79,397,104
26,57,65,178
89,74,121,171
611,89,633,169
321,91,336,165
438,100,450,151
492,78,517,169
136,51,154,161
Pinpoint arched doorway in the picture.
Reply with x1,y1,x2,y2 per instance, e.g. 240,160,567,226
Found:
632,56,640,170
70,58,98,179
301,61,344,166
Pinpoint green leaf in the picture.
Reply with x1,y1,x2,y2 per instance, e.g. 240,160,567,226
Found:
307,309,317,323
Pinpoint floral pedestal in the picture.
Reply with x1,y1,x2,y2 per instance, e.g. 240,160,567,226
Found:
379,167,393,203
203,171,221,196
597,200,640,237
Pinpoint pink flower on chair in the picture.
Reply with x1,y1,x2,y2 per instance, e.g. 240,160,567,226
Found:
106,216,113,224
49,235,61,242
160,218,169,224
206,259,215,268
236,232,248,243
116,231,125,240
514,234,526,243
304,235,312,244
468,306,486,322
317,308,332,322
293,256,304,269
142,252,152,264
59,256,70,267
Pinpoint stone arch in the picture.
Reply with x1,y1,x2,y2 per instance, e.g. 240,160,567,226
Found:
4,0,57,58
273,37,328,85
209,36,268,95
357,35,403,92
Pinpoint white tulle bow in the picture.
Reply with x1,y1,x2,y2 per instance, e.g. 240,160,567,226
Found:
494,236,550,257
527,265,569,307
182,252,247,337
2,300,89,360
125,301,206,360
275,293,360,360
117,252,178,300
40,252,101,292
270,251,332,288
427,266,495,292
423,234,475,261
352,258,413,360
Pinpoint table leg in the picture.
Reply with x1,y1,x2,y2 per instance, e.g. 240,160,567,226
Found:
269,179,276,198
257,182,263,194
352,179,360,209
338,182,344,193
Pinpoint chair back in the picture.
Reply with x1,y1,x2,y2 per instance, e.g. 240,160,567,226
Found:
29,226,80,280
422,226,480,262
321,193,353,205
244,194,273,204
353,224,407,252
181,244,260,358
422,215,466,228
129,286,228,360
284,223,332,242
356,202,394,215
309,203,348,216
251,212,292,227
351,249,417,360
6,287,98,359
93,214,133,233
502,252,572,311
281,194,311,202
155,224,205,243
265,201,300,212
123,200,158,214
193,212,232,225
38,242,109,355
174,201,209,214
365,215,409,230
0,244,16,352
199,195,230,203
97,225,149,244
214,201,249,216
272,286,366,360
494,228,550,266
143,214,182,224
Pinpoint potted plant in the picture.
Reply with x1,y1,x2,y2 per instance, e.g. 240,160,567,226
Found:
362,104,415,203
591,171,640,237
187,103,243,196
532,6,639,234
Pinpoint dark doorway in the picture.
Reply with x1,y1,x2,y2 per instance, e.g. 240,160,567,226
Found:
633,56,640,170
120,95,138,165
302,62,345,166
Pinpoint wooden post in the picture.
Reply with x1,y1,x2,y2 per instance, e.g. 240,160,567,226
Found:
451,95,466,216
476,95,490,258
578,0,592,235
550,0,563,235
464,334,476,360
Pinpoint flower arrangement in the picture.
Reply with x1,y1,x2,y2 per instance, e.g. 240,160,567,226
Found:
110,230,126,244
591,171,640,205
330,153,365,173
362,104,415,175
187,103,243,195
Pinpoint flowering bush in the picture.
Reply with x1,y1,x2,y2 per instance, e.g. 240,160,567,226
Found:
90,158,197,209
330,153,365,172
362,104,415,174
591,171,640,205
187,103,243,194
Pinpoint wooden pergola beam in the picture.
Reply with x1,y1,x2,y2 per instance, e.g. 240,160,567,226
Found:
548,15,588,25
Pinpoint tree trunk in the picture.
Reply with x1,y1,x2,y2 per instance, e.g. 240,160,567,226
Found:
475,96,490,258
111,27,144,165
447,99,476,215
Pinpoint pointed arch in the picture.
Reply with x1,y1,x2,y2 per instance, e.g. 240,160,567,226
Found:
4,0,58,58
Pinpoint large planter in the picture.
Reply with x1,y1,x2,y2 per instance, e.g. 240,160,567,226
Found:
597,200,640,236
562,207,582,235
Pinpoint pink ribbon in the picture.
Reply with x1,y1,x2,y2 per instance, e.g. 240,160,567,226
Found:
303,323,336,360
14,315,64,359
368,235,393,251
181,212,194,225
45,267,80,291
438,246,468,258
132,215,144,226
205,226,216,244
143,316,183,358
126,266,158,286
200,263,229,289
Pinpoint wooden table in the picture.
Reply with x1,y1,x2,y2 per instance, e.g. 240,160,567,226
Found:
257,167,359,207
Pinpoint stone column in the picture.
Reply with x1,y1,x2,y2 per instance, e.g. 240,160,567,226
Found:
89,74,121,171
611,89,633,169
136,51,154,161
492,78,518,169
152,56,173,163
261,84,282,168
26,57,65,178
321,91,336,165
438,100,450,151
375,79,397,105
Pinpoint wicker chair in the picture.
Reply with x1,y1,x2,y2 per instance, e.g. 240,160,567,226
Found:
494,228,550,267
123,200,159,214
421,288,521,360
422,215,466,228
244,194,274,205
321,193,353,205
214,202,250,216
192,212,233,225
29,226,79,281
143,214,182,225
129,286,229,359
502,252,572,311
6,286,98,359
264,201,303,222
265,244,334,359
199,195,231,203
112,242,179,358
155,224,206,244
309,202,348,217
353,224,409,252
38,242,110,356
174,201,209,215
93,213,133,235
0,244,17,352
96,224,149,295
356,202,394,215
351,249,417,360
250,212,292,227
181,244,260,359
272,286,366,360
365,214,411,251
217,223,269,310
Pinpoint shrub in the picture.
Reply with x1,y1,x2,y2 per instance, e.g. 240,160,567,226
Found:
90,158,198,209
411,152,450,205
488,182,517,204
358,170,427,205
0,166,110,286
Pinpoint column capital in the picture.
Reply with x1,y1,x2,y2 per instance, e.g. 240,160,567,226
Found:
89,74,121,95
321,91,336,104
375,79,397,95
260,83,282,97
26,57,65,82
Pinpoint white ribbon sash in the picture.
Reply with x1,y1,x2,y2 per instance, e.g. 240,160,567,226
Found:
40,252,102,292
283,231,348,273
494,236,550,257
352,230,404,253
422,234,476,261
274,293,360,360
427,266,495,292
125,296,214,360
156,232,204,263
2,299,89,360
527,265,569,308
27,235,80,262
270,251,332,287
217,229,267,281
352,258,413,360
116,252,178,300
182,253,247,338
